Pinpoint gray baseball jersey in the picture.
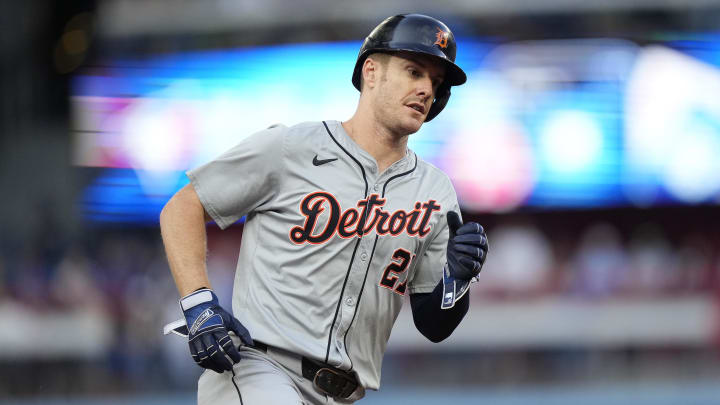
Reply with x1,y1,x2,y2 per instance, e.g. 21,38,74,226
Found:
187,120,459,390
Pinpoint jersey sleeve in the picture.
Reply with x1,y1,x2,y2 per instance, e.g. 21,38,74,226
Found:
406,176,460,295
186,125,286,229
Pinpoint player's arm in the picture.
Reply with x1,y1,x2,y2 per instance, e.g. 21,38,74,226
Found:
160,184,253,373
410,283,469,343
410,211,488,343
159,183,213,296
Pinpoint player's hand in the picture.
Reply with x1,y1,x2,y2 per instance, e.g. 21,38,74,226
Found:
180,288,253,373
446,211,488,280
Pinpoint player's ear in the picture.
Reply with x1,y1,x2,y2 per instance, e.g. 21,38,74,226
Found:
361,57,379,90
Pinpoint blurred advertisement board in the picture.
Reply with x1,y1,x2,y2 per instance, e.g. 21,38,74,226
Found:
71,36,720,223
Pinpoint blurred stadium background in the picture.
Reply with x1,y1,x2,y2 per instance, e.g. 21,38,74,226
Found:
3,0,720,403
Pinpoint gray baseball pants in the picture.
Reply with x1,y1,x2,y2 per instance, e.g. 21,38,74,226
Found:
197,341,364,404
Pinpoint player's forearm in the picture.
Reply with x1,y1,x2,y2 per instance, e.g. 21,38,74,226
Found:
410,280,469,343
160,184,212,297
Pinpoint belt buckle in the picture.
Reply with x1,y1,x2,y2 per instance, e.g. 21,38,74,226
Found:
312,367,355,399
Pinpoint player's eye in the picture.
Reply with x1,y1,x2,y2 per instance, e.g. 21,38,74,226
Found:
408,68,421,77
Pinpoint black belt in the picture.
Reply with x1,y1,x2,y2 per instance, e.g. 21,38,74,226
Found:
251,341,358,399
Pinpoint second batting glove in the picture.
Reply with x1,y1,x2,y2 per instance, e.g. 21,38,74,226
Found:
181,288,253,373
446,211,488,280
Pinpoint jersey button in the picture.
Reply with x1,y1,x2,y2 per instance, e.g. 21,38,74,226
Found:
345,297,355,306
360,252,368,261
373,184,379,191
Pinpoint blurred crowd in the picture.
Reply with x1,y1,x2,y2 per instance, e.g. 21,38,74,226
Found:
1,209,720,395
477,218,720,300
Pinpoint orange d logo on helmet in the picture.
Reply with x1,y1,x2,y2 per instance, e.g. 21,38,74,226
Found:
434,27,449,48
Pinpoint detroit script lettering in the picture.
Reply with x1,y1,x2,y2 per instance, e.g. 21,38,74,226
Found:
290,191,441,244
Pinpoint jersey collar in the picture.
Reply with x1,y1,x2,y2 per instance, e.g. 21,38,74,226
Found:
327,120,415,177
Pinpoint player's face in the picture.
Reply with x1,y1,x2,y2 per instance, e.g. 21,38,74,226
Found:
373,53,445,136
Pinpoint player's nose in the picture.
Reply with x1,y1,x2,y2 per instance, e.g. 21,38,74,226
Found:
415,77,433,102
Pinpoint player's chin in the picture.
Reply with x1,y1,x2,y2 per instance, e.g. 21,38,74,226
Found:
399,112,425,134
393,120,421,136
407,117,424,134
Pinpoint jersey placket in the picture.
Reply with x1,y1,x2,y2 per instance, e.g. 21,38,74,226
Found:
329,167,382,370
331,160,406,370
331,231,376,369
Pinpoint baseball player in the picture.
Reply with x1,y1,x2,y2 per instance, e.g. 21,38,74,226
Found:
160,14,488,404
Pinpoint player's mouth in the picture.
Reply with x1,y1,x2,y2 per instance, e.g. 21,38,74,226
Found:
406,102,426,115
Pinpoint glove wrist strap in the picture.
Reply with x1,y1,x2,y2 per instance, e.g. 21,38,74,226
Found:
180,288,214,311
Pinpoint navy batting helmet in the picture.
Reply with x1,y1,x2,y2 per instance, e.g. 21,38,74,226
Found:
352,14,467,122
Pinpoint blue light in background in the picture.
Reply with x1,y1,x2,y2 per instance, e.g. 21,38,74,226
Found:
666,33,720,67
72,35,720,224
525,82,624,207
74,41,360,98
81,169,189,224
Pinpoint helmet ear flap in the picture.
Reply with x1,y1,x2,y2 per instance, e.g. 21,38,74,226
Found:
425,84,450,122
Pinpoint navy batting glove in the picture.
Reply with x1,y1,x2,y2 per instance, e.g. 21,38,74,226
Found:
446,211,488,280
180,288,253,374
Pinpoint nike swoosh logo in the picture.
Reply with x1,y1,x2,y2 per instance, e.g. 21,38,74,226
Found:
313,155,338,166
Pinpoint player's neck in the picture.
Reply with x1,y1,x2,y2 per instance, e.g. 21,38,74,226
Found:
342,118,408,173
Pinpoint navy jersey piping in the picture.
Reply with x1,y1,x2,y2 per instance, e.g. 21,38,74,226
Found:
322,121,369,365
381,153,418,196
344,153,418,371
